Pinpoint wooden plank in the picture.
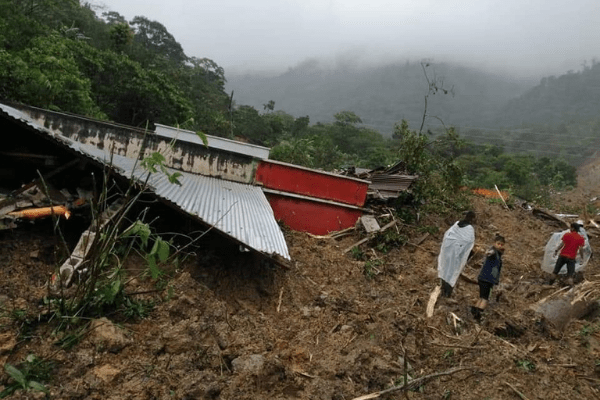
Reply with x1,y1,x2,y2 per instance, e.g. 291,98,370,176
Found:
426,286,441,318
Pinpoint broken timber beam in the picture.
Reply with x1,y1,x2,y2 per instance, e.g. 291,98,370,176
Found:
350,367,474,400
343,220,396,253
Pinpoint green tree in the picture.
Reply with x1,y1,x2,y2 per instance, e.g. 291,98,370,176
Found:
270,137,316,167
391,120,467,212
177,57,230,135
0,34,102,117
0,0,230,134
263,100,275,112
102,11,127,26
72,40,193,126
129,16,187,68
334,110,362,125
291,116,310,135
0,0,48,50
109,22,133,52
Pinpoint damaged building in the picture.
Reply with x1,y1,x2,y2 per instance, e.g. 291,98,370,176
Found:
2,102,412,278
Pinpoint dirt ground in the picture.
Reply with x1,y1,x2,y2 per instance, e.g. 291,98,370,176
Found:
2,159,600,400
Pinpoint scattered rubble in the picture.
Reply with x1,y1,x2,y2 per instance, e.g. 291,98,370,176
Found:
342,161,417,201
2,187,600,399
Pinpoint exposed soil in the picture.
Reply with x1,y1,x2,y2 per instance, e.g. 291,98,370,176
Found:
2,159,600,400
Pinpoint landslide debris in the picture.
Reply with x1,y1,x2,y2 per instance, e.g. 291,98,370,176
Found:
2,163,600,399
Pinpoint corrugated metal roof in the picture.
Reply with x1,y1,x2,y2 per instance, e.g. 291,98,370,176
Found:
0,104,290,260
154,123,270,159
369,174,417,198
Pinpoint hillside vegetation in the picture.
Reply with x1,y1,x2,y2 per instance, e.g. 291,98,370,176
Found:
0,0,593,203
499,61,600,126
0,0,231,133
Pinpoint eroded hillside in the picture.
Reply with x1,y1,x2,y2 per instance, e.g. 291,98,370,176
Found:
2,162,600,399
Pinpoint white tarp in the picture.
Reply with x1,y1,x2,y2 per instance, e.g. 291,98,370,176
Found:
541,228,592,274
437,222,475,287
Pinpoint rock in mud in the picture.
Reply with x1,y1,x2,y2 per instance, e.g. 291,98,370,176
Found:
87,317,132,353
231,354,266,375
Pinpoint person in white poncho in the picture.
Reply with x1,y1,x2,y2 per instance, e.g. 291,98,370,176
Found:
437,211,476,297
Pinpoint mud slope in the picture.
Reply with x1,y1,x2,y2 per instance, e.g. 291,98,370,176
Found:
2,172,600,399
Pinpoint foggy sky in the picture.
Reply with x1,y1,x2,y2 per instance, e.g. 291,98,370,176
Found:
93,0,600,78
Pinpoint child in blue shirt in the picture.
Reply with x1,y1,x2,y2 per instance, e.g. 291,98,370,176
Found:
470,234,505,321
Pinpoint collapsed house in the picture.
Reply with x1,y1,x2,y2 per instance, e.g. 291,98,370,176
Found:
342,162,418,201
1,102,401,270
0,102,289,264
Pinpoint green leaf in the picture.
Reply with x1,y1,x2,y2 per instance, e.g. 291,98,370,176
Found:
102,279,122,304
156,239,170,262
151,152,166,163
147,255,159,279
149,238,159,256
141,152,167,174
122,221,151,247
112,279,122,296
167,171,182,185
28,381,49,394
195,130,208,147
4,364,26,389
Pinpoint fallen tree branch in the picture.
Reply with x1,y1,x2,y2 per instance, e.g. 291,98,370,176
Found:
306,226,355,240
293,369,317,379
427,341,487,350
276,286,284,313
343,237,371,253
350,366,474,400
459,273,479,285
343,221,397,253
405,241,437,255
426,325,461,340
504,381,530,400
576,375,600,383
342,333,359,349
471,326,483,346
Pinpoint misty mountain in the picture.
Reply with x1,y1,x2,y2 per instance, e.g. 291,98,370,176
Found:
497,60,600,126
226,60,534,135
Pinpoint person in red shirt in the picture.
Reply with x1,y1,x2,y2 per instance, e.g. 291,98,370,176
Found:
551,222,585,285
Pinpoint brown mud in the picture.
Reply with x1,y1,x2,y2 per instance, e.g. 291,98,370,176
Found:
2,159,600,399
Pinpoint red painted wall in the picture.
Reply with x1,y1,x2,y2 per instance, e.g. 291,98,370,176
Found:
255,160,368,207
265,193,363,235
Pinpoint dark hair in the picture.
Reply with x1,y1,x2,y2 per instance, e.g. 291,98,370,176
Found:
458,211,476,227
570,222,581,232
494,234,505,243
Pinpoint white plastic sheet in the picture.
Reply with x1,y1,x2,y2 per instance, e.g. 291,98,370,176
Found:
541,228,592,274
437,222,475,287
